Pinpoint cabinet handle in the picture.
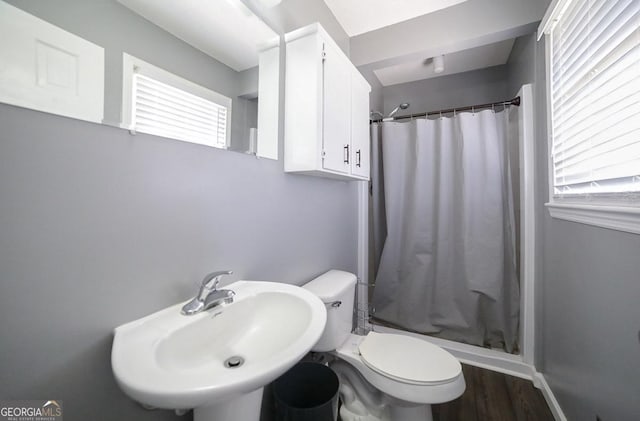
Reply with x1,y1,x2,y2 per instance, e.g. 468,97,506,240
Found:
356,150,361,167
344,145,350,164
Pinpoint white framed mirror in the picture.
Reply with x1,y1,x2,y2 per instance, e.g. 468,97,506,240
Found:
0,0,280,159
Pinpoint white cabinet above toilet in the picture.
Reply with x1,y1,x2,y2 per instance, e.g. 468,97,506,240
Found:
284,23,371,181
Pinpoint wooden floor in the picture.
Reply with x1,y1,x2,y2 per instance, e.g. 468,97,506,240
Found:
267,364,554,421
432,364,555,421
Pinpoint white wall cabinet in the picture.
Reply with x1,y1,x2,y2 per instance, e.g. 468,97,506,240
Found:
284,24,371,181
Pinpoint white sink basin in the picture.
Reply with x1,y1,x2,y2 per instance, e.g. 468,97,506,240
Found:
112,281,327,418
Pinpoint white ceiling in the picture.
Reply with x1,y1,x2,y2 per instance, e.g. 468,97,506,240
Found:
323,0,469,37
117,0,277,71
373,39,515,86
116,0,544,89
341,0,549,88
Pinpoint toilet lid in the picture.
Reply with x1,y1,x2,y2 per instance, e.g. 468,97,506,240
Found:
358,332,461,385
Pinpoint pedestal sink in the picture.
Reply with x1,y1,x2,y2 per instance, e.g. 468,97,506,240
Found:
111,281,327,421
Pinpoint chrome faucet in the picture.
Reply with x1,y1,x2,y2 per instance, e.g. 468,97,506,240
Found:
181,270,234,315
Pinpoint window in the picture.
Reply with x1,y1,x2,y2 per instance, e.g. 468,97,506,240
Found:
122,54,231,149
539,0,640,233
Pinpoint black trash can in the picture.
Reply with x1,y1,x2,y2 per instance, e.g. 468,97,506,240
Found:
273,362,339,421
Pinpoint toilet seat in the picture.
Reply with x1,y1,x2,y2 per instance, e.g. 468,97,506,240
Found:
334,332,466,405
358,332,461,386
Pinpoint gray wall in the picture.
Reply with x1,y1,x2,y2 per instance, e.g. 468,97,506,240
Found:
230,97,259,154
0,104,358,420
542,220,640,420
510,34,640,420
369,77,384,118
380,65,510,117
0,1,359,420
507,34,536,97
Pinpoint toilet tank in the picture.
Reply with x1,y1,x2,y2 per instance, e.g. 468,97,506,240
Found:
303,270,357,352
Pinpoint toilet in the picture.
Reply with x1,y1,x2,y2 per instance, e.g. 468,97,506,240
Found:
303,270,465,421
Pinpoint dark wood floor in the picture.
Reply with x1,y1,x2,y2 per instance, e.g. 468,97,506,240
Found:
266,364,554,421
432,364,555,421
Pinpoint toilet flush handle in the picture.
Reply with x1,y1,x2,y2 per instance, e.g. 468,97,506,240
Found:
326,301,342,308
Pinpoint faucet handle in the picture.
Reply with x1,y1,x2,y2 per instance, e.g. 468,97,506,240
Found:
201,270,233,290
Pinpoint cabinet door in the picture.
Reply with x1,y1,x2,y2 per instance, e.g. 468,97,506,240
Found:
350,73,370,179
321,41,351,174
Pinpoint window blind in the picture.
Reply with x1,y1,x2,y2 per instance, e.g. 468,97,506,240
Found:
550,0,640,196
132,73,228,148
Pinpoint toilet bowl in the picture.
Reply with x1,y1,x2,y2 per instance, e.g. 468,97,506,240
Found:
303,270,465,421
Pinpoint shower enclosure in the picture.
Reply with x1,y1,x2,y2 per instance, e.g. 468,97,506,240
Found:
366,85,535,363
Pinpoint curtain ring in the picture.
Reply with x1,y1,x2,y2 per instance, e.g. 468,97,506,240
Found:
439,110,443,120
472,106,475,115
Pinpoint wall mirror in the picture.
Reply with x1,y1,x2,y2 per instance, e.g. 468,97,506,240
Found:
0,0,280,159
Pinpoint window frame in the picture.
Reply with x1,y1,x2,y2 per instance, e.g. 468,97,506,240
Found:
121,53,232,149
539,0,640,235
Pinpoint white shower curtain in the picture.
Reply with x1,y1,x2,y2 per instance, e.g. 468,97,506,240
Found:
372,110,520,351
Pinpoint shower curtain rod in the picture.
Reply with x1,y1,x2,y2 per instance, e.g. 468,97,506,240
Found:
372,96,521,123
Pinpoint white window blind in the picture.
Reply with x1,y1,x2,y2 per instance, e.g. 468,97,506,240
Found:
550,0,640,197
131,71,229,149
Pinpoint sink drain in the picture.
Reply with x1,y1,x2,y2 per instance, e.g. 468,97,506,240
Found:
224,356,245,368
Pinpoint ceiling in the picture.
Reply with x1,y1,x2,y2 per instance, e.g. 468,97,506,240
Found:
343,0,548,88
117,0,277,71
373,39,515,87
322,0,469,37
116,0,548,87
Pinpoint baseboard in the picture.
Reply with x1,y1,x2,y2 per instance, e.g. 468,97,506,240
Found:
535,373,568,421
